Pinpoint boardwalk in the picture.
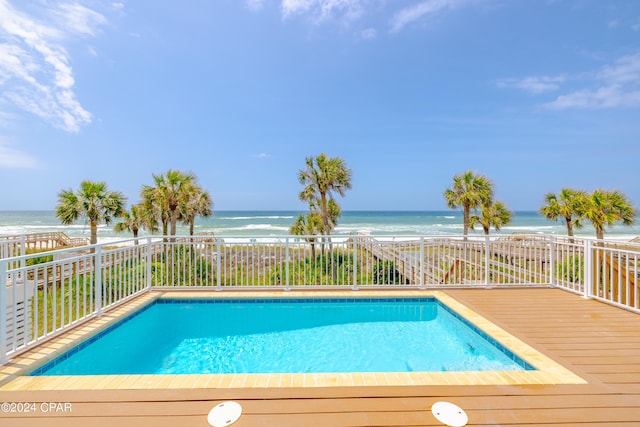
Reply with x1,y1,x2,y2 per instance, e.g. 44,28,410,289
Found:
0,232,90,257
1,288,639,426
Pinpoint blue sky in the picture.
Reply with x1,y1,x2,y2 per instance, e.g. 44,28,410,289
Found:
1,0,639,212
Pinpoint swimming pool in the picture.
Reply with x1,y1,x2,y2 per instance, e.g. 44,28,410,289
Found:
31,297,533,376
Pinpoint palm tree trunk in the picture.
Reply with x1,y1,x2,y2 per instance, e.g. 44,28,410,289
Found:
90,221,98,245
566,219,574,237
320,193,329,235
170,210,178,236
162,217,169,242
567,219,575,243
463,205,470,240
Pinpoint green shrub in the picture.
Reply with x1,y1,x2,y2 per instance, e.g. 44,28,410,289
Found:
25,254,53,266
556,255,583,283
372,260,403,284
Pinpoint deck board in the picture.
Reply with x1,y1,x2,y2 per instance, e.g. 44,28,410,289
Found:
1,288,640,426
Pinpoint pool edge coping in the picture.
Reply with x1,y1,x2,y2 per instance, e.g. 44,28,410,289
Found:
0,290,587,391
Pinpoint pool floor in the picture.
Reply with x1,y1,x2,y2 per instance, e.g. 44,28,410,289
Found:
0,290,586,390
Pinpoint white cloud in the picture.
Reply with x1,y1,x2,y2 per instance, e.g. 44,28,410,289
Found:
546,53,640,109
390,0,462,33
0,0,106,133
546,85,640,109
497,76,565,94
0,141,39,168
359,27,377,40
253,152,269,158
53,3,107,37
281,0,364,24
282,0,315,18
597,53,640,84
246,0,266,12
318,0,363,22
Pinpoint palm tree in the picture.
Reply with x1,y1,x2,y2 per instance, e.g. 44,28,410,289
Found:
180,186,213,235
141,170,196,236
582,189,636,240
140,185,167,236
114,204,158,244
290,212,323,258
443,170,494,238
539,188,587,238
298,153,352,236
55,181,126,245
469,200,512,235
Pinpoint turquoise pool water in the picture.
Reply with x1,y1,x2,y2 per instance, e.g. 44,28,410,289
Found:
31,298,533,375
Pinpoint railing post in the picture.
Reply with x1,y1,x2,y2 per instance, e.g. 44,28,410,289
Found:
95,245,103,316
352,237,358,290
419,237,425,290
583,239,593,299
216,238,222,291
0,259,7,365
484,236,491,288
549,235,556,287
285,237,290,291
145,237,153,291
20,235,26,264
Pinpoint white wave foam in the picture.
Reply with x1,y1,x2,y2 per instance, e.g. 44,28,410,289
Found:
335,223,464,234
502,225,556,231
29,224,89,230
0,226,29,235
219,224,290,232
225,216,294,220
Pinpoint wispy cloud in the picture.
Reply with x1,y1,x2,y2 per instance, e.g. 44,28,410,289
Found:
0,0,107,133
246,0,266,12
282,0,318,18
254,1,470,36
597,53,640,83
545,53,640,109
281,0,364,24
389,0,462,33
359,27,377,40
253,152,270,158
52,3,106,36
607,19,620,29
496,76,566,94
0,140,39,168
546,85,640,109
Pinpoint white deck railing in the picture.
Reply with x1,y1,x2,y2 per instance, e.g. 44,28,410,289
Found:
1,234,639,364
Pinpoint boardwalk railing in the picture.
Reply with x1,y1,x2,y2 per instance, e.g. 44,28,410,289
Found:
1,234,639,364
0,232,90,260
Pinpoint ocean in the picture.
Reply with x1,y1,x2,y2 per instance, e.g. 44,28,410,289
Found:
1,210,639,244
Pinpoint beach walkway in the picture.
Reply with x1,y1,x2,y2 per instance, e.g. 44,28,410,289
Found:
0,232,90,259
1,287,639,426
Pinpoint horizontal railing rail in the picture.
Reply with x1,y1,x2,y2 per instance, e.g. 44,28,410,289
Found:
0,232,91,260
2,233,639,364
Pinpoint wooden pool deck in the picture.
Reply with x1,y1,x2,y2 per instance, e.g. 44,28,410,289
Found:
1,287,639,426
